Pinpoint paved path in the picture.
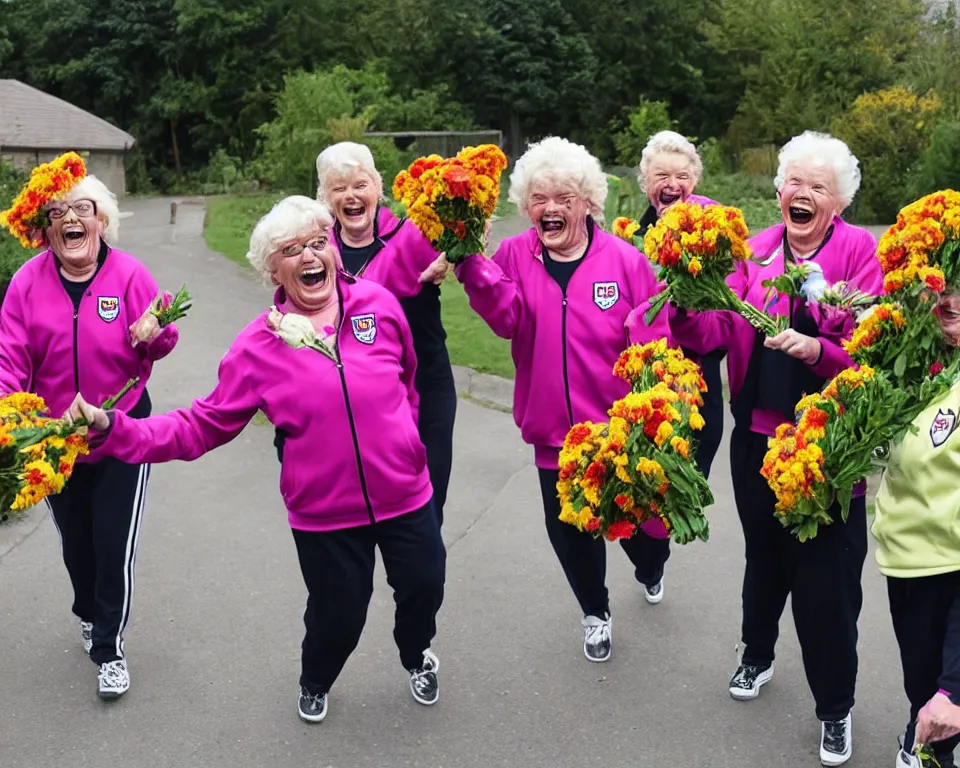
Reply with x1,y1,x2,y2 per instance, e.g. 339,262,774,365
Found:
0,200,907,767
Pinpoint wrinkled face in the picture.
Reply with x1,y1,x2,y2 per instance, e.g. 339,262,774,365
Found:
646,152,698,214
44,189,105,270
779,160,844,246
527,180,590,254
269,224,339,313
937,293,960,347
325,169,380,239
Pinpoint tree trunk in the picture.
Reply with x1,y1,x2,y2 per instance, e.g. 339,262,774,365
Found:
171,119,183,182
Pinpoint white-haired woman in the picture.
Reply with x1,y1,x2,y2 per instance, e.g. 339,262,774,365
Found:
63,196,446,723
636,130,725,479
273,142,456,527
669,131,882,765
452,136,672,662
0,159,179,700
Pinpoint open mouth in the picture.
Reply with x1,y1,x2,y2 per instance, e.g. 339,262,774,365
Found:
788,205,815,224
342,204,365,219
63,227,86,247
658,190,682,206
540,217,565,236
300,267,327,287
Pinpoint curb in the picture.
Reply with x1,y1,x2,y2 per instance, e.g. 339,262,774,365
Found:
453,365,513,411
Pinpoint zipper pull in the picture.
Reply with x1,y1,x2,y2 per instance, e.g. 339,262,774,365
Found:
562,298,567,307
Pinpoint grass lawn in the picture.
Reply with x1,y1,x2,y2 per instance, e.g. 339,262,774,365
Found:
202,194,516,378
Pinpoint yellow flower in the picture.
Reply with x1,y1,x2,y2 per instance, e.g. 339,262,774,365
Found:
654,421,673,446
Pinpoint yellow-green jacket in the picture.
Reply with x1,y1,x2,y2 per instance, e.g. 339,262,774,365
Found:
873,382,960,578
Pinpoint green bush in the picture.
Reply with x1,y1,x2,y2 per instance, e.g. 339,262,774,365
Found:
0,161,32,284
910,120,960,199
832,86,941,223
610,98,677,167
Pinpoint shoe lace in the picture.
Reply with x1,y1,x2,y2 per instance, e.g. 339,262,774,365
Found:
733,665,760,685
99,661,126,686
584,619,611,647
302,690,324,708
410,651,439,689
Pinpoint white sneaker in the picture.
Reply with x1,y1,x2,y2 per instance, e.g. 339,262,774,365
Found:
582,614,611,662
895,749,922,768
820,713,852,766
97,660,130,700
644,578,664,605
80,621,93,654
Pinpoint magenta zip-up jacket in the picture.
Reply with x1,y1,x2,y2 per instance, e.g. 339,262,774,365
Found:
333,207,438,298
95,274,432,532
668,216,882,437
0,248,178,461
456,221,672,469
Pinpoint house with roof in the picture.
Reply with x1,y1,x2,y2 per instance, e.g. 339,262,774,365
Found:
0,79,136,195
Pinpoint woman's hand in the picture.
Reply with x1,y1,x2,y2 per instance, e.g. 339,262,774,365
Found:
916,692,960,745
763,329,821,364
63,392,111,431
129,306,162,347
419,253,451,285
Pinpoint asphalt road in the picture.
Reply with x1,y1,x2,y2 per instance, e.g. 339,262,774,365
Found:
0,200,908,767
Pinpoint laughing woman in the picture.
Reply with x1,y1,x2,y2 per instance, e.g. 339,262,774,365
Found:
274,142,456,527
452,136,671,663
668,131,882,766
636,130,724,478
0,163,179,700
63,196,445,723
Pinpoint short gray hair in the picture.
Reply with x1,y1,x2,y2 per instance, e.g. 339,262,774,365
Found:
68,175,120,244
316,142,383,202
774,131,861,209
637,131,703,192
246,196,333,281
508,136,609,223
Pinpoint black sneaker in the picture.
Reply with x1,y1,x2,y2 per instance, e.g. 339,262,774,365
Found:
409,649,439,705
297,686,328,723
820,713,852,766
728,662,773,700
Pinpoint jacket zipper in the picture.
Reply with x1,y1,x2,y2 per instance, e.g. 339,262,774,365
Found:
72,307,80,393
561,292,574,426
332,292,376,524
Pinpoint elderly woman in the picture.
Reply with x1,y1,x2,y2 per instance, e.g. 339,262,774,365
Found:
65,196,445,723
874,293,960,768
0,161,179,700
452,136,671,662
274,142,455,527
636,130,725,479
669,131,882,766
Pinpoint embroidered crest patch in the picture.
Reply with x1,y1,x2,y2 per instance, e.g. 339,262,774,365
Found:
350,314,377,344
97,296,120,323
930,408,957,447
593,282,620,311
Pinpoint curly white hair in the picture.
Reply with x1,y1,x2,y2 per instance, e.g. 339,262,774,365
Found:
246,196,333,282
774,131,862,209
508,136,609,223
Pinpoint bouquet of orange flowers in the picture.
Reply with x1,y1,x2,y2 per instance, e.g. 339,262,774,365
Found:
557,341,712,544
392,144,508,265
0,152,86,249
844,190,960,386
0,379,137,522
762,358,960,541
637,202,786,336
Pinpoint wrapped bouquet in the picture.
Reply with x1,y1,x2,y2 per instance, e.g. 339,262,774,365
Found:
392,144,508,264
557,341,713,545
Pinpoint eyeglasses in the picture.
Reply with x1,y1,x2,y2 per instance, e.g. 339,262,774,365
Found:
278,236,328,257
45,199,98,219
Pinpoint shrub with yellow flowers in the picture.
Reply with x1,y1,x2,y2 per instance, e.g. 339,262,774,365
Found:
392,144,508,265
557,342,713,545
